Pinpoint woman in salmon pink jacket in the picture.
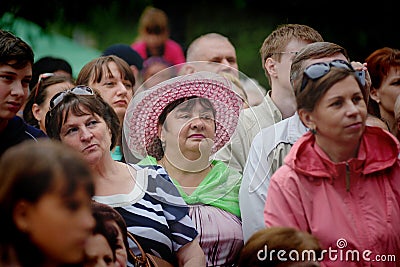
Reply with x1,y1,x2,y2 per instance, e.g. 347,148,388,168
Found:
264,58,400,267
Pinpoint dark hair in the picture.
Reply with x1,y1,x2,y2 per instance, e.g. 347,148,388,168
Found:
30,56,73,89
158,97,216,126
365,47,400,117
45,90,120,150
296,66,364,112
92,217,119,262
0,140,94,265
238,227,322,267
76,55,135,92
102,44,144,70
23,75,75,128
91,201,129,259
0,29,34,69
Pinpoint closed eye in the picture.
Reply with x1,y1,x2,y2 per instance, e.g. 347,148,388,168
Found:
179,114,190,119
200,113,214,120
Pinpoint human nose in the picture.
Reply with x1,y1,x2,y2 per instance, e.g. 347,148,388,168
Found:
189,116,206,129
345,101,359,116
11,82,26,97
80,127,94,141
220,58,231,66
116,82,128,96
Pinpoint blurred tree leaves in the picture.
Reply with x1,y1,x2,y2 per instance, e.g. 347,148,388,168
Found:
1,0,398,89
0,0,148,27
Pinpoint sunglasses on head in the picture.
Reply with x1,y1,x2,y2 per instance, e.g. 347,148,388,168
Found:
49,85,94,110
300,59,356,92
33,72,55,100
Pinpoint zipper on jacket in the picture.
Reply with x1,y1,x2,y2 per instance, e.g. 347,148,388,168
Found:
345,163,350,192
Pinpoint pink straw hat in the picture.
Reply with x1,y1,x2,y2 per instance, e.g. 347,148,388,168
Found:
124,71,243,160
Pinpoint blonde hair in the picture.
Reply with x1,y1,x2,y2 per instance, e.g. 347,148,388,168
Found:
259,24,323,86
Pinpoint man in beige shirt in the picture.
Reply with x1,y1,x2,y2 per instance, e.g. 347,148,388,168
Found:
215,24,324,173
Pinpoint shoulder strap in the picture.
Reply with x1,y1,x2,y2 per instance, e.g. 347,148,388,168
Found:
126,231,174,267
126,231,151,267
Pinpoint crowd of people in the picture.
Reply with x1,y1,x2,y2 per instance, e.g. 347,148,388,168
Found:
1,5,400,267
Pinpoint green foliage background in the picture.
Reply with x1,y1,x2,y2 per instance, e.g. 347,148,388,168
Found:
1,0,398,90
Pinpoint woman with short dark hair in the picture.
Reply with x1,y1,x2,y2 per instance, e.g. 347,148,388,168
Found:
45,85,205,267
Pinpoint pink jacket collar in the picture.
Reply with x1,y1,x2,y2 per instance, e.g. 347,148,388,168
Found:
285,126,399,182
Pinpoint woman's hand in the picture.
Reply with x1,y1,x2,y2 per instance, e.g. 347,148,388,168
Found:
176,237,206,267
351,61,371,103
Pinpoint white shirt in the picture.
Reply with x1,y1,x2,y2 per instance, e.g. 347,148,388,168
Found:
240,112,308,242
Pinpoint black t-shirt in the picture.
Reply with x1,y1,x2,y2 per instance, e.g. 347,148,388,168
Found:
0,116,47,157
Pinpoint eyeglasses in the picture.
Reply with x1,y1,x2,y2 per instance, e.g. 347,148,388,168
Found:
49,85,94,110
33,73,55,100
300,59,355,92
273,51,299,55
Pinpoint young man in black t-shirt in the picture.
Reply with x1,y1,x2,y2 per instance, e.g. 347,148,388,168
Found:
0,29,46,157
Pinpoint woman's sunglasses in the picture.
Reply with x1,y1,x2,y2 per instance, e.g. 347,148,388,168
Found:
300,59,357,92
33,72,55,100
49,85,94,110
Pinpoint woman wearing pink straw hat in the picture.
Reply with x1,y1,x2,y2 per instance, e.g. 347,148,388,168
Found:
124,71,245,266
45,86,206,267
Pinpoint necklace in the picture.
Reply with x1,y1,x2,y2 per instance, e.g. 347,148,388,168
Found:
159,157,212,194
159,156,212,174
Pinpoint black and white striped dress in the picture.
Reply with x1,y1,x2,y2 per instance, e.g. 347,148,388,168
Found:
93,164,198,265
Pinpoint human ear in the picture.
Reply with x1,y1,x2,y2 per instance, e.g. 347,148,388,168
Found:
265,57,278,78
13,200,32,233
369,86,381,104
298,109,316,131
32,103,42,122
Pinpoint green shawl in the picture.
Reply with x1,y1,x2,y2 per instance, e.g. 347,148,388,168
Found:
139,156,242,217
